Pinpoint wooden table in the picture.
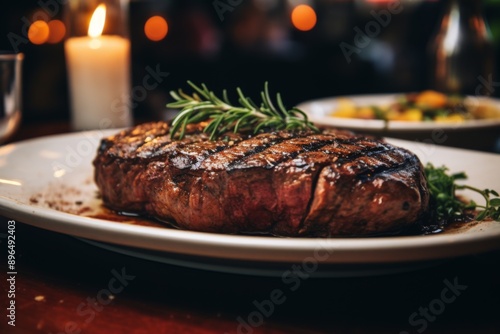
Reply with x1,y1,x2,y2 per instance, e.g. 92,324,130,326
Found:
1,121,500,334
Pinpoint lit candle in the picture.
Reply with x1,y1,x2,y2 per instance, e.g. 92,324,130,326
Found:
65,4,132,131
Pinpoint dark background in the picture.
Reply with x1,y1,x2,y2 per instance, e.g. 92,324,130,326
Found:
1,0,500,125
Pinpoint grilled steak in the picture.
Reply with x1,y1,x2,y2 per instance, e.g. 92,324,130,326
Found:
93,122,429,237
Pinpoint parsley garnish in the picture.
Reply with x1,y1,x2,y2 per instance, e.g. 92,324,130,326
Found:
424,163,500,222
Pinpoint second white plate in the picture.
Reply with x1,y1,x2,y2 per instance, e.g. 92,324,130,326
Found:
297,94,500,131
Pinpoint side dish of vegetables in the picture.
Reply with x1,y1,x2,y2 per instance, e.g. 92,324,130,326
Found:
332,90,500,122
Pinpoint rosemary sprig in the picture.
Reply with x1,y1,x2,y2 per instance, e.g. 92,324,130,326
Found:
167,81,319,140
424,163,500,222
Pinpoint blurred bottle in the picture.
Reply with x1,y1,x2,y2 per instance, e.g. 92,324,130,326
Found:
428,0,494,96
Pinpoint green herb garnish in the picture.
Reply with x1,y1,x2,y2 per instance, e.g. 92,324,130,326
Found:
424,163,500,222
372,105,386,120
167,81,318,140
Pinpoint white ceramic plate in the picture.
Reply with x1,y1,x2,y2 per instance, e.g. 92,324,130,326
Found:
1,131,500,276
297,94,500,131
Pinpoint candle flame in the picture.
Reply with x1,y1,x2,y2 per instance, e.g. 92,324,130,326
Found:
88,4,106,38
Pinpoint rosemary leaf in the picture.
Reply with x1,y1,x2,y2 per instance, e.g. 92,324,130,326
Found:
167,82,318,140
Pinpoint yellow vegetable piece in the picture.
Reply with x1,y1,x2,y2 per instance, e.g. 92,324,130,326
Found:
333,98,357,118
470,103,500,119
399,108,423,121
386,110,401,120
334,108,357,118
357,107,375,119
415,90,447,108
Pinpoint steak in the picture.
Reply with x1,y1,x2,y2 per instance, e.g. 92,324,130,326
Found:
93,122,429,237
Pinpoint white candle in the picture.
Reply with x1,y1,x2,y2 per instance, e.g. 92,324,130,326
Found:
65,4,132,131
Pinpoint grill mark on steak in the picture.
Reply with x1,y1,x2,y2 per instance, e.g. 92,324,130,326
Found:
199,132,298,171
100,122,171,158
230,133,382,170
168,132,304,171
336,150,402,176
199,132,309,170
169,140,231,170
232,136,336,170
135,135,199,159
145,127,246,161
101,122,215,161
353,153,415,182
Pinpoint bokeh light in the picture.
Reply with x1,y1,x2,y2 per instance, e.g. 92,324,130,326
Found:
144,16,169,41
291,4,317,32
28,20,50,45
47,20,66,44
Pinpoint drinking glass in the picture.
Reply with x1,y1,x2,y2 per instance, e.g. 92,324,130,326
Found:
0,52,23,144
